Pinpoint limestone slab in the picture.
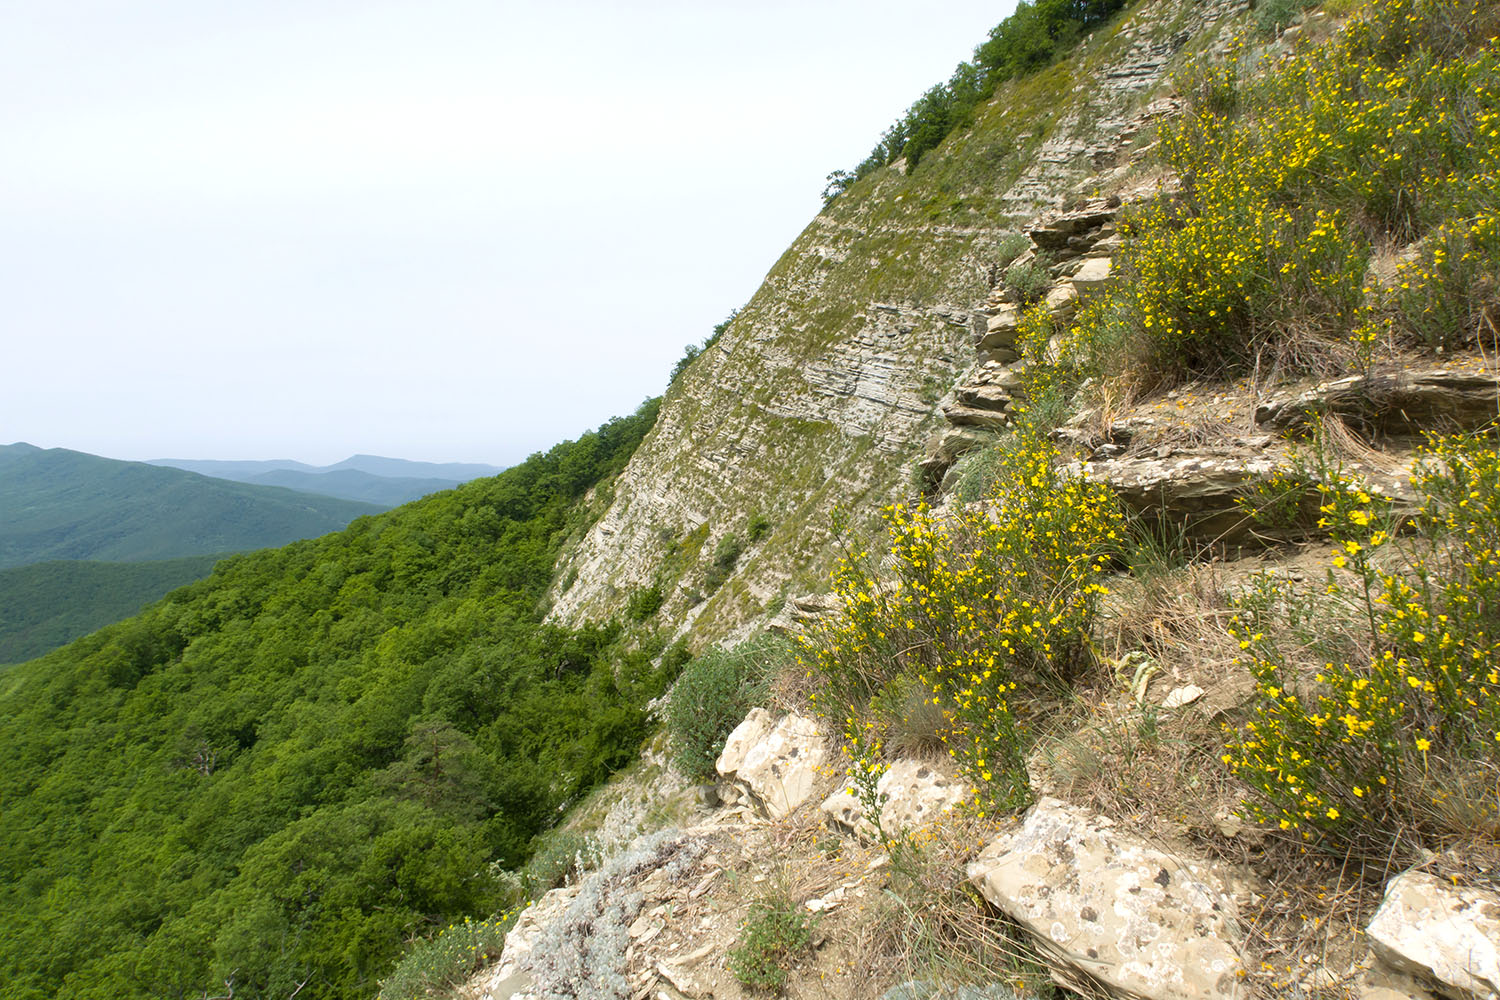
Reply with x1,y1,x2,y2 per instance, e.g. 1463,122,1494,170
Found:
1367,870,1500,1000
967,797,1244,999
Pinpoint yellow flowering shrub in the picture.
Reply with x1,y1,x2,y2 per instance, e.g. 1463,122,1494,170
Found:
799,427,1122,815
1075,0,1500,381
1226,433,1500,853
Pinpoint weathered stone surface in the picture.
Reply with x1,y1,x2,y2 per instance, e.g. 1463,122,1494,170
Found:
766,592,842,637
1044,282,1081,324
1074,454,1281,543
716,707,775,777
1075,451,1415,543
968,798,1245,999
918,427,995,488
1028,201,1120,252
716,709,827,820
978,305,1024,363
821,759,966,839
1161,685,1205,709
1360,988,1433,1000
1069,256,1114,300
942,403,1011,429
1255,370,1500,436
1367,869,1500,1000
982,305,1022,344
956,382,1021,411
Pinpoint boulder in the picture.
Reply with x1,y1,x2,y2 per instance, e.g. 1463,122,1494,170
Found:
1255,370,1500,436
716,709,827,820
918,427,995,489
979,305,1024,363
821,759,966,839
1366,869,1500,1000
1069,256,1114,300
766,592,842,637
968,797,1245,1000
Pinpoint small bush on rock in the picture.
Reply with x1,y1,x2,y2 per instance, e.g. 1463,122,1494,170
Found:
379,912,518,1000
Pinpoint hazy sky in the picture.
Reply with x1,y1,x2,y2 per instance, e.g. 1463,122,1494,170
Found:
2,1,1012,467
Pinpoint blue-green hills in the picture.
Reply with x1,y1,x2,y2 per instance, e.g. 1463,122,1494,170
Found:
0,442,386,568
149,454,505,507
0,442,391,663
0,555,223,665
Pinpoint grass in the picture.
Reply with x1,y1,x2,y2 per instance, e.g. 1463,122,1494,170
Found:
855,812,1061,999
379,912,519,1000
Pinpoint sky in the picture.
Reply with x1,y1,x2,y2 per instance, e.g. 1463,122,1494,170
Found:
1,1,1014,467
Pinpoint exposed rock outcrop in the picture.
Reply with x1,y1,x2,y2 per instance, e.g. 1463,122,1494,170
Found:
1255,369,1500,436
715,709,828,820
820,759,967,840
1366,869,1500,1000
767,592,843,636
967,797,1245,1000
549,0,1250,642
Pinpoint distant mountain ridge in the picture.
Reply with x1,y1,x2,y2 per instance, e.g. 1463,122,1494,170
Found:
149,454,506,505
0,442,385,569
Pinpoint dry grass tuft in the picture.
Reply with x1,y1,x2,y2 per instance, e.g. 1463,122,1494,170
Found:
851,811,1062,999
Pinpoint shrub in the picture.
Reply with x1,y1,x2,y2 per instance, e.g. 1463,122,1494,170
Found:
1003,253,1054,306
624,585,663,622
1225,433,1500,858
520,829,601,897
1072,0,1500,384
704,533,745,593
1254,0,1317,39
379,912,518,1000
747,513,772,544
666,635,787,779
727,893,816,992
947,440,1012,503
800,426,1122,814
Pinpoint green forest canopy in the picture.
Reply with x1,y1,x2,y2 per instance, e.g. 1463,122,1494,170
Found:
0,555,223,665
0,399,669,1000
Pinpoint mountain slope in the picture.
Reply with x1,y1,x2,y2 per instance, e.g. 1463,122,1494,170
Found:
0,403,663,1000
0,443,385,569
548,0,1246,639
0,555,221,664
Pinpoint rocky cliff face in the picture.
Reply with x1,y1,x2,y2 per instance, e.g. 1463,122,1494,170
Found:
549,0,1249,640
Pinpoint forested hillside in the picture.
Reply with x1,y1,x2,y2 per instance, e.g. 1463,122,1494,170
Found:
0,555,221,664
0,443,385,568
0,401,667,999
